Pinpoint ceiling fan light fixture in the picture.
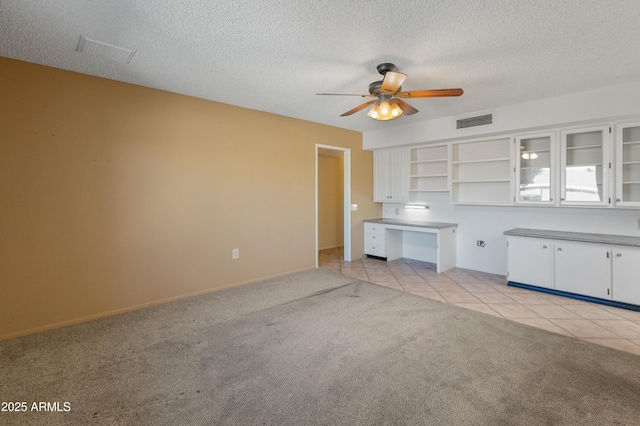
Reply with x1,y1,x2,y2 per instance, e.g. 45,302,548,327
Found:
367,100,403,121
317,63,463,119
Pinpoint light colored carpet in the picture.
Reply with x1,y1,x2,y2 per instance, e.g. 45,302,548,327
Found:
2,268,640,425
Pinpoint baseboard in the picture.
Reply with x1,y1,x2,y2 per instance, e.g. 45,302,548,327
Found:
507,281,640,312
318,244,343,251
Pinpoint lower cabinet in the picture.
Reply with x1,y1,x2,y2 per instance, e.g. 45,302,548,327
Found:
611,245,640,306
507,237,553,289
506,234,640,308
554,241,611,300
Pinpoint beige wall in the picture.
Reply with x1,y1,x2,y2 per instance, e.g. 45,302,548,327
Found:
317,153,344,250
0,57,381,340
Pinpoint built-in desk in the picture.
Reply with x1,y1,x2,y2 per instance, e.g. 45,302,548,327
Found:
364,218,457,273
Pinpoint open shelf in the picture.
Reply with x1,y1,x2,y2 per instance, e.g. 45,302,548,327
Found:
409,144,449,193
451,137,512,205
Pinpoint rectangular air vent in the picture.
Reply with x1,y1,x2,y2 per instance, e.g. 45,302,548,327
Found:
456,114,493,129
77,35,136,64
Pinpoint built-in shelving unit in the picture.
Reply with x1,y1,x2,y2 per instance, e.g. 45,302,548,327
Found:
450,137,512,205
616,122,640,206
408,144,448,203
373,118,640,209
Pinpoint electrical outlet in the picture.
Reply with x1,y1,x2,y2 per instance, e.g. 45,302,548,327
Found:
232,248,239,259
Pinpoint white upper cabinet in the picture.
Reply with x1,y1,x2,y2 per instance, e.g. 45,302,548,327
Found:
615,121,640,207
560,125,611,207
373,148,409,203
514,132,557,205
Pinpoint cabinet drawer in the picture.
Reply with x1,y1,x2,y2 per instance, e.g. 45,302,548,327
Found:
364,222,385,235
364,233,385,245
365,242,386,257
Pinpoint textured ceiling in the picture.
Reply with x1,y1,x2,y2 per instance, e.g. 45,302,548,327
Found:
2,0,640,133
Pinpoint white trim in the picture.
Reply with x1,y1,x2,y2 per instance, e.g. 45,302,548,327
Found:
316,144,352,266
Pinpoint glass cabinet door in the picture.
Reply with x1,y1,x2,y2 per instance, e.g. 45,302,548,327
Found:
560,126,610,206
515,133,555,204
616,122,640,206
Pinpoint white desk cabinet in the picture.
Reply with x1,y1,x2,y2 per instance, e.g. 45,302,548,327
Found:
364,219,457,273
505,228,640,310
364,222,387,258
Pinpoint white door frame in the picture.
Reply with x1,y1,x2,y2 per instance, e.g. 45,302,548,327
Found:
316,144,351,266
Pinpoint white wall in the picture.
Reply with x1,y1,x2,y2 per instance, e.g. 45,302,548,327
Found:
383,196,640,276
366,81,640,276
364,81,640,150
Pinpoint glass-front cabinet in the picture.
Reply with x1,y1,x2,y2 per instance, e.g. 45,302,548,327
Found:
560,126,610,207
615,121,640,207
515,132,556,205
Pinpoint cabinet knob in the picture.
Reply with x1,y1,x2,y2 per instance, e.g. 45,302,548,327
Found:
617,253,622,257
557,247,563,251
560,197,565,201
616,199,621,202
542,245,548,249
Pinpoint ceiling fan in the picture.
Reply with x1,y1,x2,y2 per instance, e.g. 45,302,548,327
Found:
317,63,463,121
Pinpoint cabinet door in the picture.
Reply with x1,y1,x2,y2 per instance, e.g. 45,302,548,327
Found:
507,237,553,288
373,150,390,202
388,149,408,202
611,246,640,305
554,241,611,299
560,126,610,206
515,133,556,205
615,122,640,207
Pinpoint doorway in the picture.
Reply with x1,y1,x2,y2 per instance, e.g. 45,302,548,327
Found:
316,144,351,266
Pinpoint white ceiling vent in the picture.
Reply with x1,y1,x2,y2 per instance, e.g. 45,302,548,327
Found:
456,114,493,129
76,35,136,64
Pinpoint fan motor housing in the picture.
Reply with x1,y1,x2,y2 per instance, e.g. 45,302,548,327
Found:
368,81,383,95
376,63,396,75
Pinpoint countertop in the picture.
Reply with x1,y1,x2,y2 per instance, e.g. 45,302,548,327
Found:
364,218,458,229
504,228,640,247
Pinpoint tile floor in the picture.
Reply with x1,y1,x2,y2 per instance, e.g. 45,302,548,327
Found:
319,247,640,356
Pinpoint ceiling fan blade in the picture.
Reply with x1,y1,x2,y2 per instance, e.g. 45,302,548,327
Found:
393,99,419,116
340,100,377,116
316,93,376,97
396,88,464,98
380,71,407,94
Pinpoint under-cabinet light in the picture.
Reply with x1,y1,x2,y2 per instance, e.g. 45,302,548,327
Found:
403,204,429,209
